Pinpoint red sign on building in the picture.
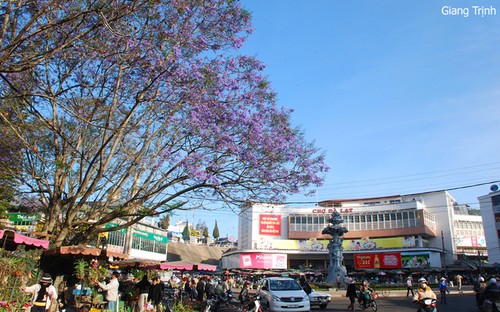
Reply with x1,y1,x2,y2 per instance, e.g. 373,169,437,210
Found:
259,214,281,236
354,253,402,269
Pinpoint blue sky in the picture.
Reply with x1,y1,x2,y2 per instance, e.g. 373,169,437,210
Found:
173,0,500,238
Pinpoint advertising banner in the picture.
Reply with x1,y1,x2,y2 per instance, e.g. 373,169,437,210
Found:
254,236,417,251
259,214,281,236
239,253,287,269
455,236,486,247
344,236,416,250
354,253,402,269
401,252,430,268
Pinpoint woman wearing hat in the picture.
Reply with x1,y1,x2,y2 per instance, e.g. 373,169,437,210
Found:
21,273,58,312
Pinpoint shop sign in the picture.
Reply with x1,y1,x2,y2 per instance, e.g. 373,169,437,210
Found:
354,253,402,269
259,214,281,236
311,208,353,214
401,252,430,268
133,229,168,243
104,222,127,234
8,213,40,223
240,253,287,269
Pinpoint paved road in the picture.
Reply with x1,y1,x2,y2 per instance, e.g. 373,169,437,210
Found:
313,287,478,312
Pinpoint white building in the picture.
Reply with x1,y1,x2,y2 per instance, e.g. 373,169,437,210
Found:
222,190,486,271
478,185,500,264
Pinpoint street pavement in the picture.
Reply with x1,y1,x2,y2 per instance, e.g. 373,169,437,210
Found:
312,285,478,312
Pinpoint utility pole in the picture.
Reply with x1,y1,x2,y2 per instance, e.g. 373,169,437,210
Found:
441,231,447,273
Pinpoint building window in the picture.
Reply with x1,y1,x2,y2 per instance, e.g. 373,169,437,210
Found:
495,213,500,223
493,195,500,207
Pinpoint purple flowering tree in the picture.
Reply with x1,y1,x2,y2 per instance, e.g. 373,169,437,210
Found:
0,0,328,246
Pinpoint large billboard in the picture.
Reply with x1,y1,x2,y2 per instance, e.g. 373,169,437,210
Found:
354,253,402,269
239,253,287,269
401,252,430,268
259,214,282,236
252,236,417,251
455,236,486,247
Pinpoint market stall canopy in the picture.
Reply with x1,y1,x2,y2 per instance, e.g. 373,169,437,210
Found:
40,246,128,276
159,261,217,271
110,259,163,269
0,229,49,251
43,246,128,260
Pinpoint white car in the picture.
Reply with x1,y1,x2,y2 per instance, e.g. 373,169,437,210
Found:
308,288,331,309
258,277,310,312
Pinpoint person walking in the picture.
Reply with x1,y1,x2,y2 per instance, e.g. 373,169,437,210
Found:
196,277,206,301
96,271,120,312
135,275,151,312
205,277,216,299
148,276,163,312
455,274,463,293
21,273,58,312
438,277,449,304
299,276,312,295
406,276,414,297
346,280,357,311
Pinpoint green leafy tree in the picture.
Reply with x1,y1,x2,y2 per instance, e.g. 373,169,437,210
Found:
158,214,171,230
213,221,220,240
0,0,328,246
203,227,209,238
182,222,190,242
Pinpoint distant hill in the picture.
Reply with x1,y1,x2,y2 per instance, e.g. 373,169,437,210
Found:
167,242,231,265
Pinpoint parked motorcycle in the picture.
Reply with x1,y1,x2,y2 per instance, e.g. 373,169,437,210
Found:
416,298,437,312
202,292,262,312
161,287,177,312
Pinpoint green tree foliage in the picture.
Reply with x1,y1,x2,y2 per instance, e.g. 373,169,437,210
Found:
213,220,220,239
182,222,190,242
202,227,209,238
0,0,328,246
158,214,171,230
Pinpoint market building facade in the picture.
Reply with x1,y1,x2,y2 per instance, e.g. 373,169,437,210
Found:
478,185,500,264
221,190,486,272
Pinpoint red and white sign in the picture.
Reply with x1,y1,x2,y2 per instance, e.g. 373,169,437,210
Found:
354,253,402,269
240,253,287,269
259,214,281,236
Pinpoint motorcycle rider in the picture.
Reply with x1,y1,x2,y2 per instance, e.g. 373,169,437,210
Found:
483,278,500,312
413,278,437,312
359,280,374,309
239,281,251,304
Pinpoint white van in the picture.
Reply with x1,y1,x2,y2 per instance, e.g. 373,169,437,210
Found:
258,277,310,312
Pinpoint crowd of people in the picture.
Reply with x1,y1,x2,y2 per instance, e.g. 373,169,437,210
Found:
18,269,500,312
